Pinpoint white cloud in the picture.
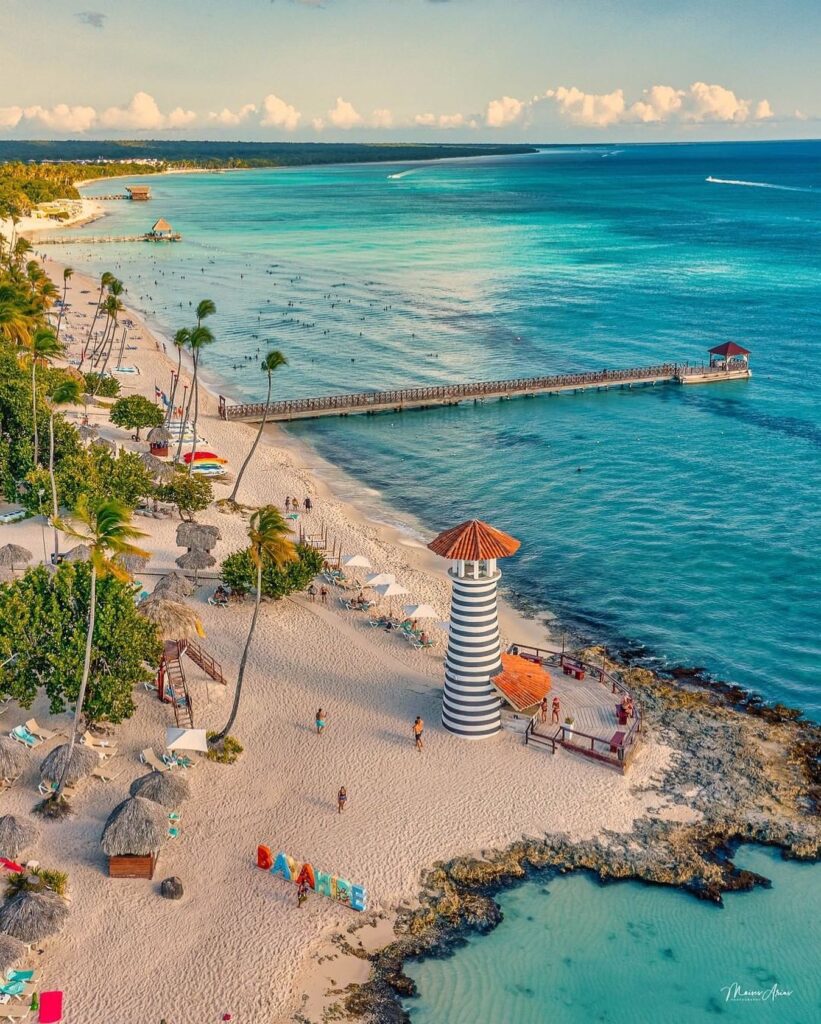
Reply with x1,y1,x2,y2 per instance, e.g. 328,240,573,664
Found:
628,85,684,123
23,103,98,132
209,103,257,127
370,107,393,128
685,81,752,123
414,112,474,129
485,95,524,128
99,91,194,131
546,87,626,127
328,97,363,129
754,99,774,120
794,108,808,121
311,117,326,132
260,93,301,131
0,106,23,129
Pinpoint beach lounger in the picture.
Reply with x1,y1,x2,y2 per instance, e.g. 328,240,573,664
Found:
92,761,125,782
80,732,118,756
24,719,61,741
38,991,63,1023
168,811,181,822
9,726,41,749
4,973,33,985
0,1004,30,1019
140,748,172,773
168,826,180,839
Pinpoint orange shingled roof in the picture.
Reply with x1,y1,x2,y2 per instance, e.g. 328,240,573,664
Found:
427,519,521,561
491,653,551,712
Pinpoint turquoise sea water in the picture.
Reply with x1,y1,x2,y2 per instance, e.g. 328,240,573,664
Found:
55,142,820,715
403,846,821,1024
50,145,821,1022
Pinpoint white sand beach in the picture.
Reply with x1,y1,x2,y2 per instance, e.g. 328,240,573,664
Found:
0,262,676,1022
0,198,105,241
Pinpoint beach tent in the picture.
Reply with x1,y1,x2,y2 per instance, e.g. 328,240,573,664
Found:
165,727,209,753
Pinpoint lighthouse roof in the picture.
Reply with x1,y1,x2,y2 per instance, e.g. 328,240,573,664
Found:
427,519,520,561
709,341,750,357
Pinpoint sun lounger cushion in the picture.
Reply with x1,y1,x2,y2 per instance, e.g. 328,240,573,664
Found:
39,990,64,1023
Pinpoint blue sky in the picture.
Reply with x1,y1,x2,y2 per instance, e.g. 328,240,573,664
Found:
1,0,818,140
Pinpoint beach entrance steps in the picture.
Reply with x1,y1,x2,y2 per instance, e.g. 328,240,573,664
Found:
156,642,195,729
180,639,226,686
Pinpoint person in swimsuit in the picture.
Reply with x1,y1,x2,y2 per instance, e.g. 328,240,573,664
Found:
552,696,561,724
316,708,325,735
337,786,347,814
539,696,549,723
413,716,424,751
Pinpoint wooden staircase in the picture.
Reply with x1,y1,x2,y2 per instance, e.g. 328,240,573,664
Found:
180,639,226,686
156,642,195,728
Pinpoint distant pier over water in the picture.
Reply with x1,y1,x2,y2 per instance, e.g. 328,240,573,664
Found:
220,344,752,423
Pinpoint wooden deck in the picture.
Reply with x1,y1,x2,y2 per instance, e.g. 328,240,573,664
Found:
218,361,750,423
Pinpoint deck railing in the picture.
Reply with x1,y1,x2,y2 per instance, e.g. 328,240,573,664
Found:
219,363,679,420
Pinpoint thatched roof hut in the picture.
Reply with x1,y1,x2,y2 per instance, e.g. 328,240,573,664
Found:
130,771,190,808
175,549,216,573
138,596,204,641
147,426,172,444
101,796,168,857
153,571,195,599
39,744,99,786
176,522,220,551
0,889,69,943
139,452,175,483
62,544,91,563
0,737,28,782
0,934,26,972
0,545,32,571
0,816,39,860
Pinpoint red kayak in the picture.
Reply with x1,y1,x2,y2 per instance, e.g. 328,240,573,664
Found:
183,450,222,463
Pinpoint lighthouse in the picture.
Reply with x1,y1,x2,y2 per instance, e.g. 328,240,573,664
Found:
427,520,521,738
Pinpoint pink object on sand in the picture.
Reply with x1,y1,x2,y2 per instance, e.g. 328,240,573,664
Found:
39,990,63,1023
0,857,25,873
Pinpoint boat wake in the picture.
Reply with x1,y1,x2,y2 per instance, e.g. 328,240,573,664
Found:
387,169,418,180
705,176,812,193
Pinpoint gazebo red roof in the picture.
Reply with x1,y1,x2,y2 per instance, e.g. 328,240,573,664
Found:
427,519,521,561
709,342,750,357
491,653,551,712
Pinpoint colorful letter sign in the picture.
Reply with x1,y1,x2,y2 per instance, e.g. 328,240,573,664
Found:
257,845,367,912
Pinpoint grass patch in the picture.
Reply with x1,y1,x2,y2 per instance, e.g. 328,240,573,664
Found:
206,733,243,764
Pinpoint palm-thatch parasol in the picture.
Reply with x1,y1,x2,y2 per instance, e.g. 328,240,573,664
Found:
152,571,195,599
90,437,117,454
138,596,204,641
146,426,172,445
0,737,28,783
0,545,33,573
129,771,191,808
100,796,169,857
0,889,69,943
62,544,91,563
139,452,176,484
0,816,40,860
175,548,216,585
117,552,150,575
176,522,221,552
0,934,26,972
39,744,99,787
78,424,99,442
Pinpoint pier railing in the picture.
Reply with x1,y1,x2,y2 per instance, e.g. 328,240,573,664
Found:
219,363,679,421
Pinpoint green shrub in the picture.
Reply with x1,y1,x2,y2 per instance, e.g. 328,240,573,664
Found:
5,868,69,897
109,395,164,440
157,469,213,519
83,372,120,398
56,447,155,510
206,733,243,764
220,543,324,599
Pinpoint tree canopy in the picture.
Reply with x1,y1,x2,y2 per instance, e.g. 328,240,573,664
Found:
109,395,164,439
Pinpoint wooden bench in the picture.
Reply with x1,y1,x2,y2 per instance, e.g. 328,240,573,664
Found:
609,731,626,754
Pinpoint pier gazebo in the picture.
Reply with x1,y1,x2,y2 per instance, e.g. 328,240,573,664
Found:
708,341,750,370
428,519,520,739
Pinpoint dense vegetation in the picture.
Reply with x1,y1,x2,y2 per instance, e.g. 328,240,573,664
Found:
0,160,161,218
221,542,324,599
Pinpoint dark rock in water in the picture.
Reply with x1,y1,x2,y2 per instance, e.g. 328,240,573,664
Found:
161,876,184,900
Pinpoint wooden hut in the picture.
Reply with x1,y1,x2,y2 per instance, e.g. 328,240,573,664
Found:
125,185,151,201
101,796,168,879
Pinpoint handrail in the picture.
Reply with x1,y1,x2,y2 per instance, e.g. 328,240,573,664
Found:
219,363,680,420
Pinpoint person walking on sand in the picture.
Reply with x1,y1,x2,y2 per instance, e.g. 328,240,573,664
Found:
307,584,317,602
413,716,424,751
539,696,549,724
304,496,313,512
552,696,561,724
297,878,309,908
316,708,325,735
337,786,347,814
320,585,329,604
285,496,291,512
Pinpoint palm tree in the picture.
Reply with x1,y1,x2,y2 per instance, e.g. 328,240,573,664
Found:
52,497,149,799
228,350,287,504
55,267,73,341
165,328,190,428
25,328,64,467
175,300,215,463
211,507,296,744
89,278,123,369
80,271,115,368
47,378,83,557
90,290,124,390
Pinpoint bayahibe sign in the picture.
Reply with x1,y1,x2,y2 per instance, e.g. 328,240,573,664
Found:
257,845,367,912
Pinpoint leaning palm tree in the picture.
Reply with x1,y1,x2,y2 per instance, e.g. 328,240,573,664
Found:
228,349,287,504
211,507,296,744
51,497,149,800
47,378,83,557
54,267,73,341
165,327,190,428
25,328,64,467
175,324,214,467
90,292,124,391
80,270,115,368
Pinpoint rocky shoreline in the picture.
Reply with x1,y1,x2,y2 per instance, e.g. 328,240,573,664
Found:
329,651,820,1023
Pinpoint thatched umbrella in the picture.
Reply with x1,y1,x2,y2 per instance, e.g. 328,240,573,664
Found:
39,744,99,787
175,548,216,585
0,737,28,783
100,796,168,857
118,552,149,575
146,426,172,445
90,437,117,454
138,596,204,641
0,889,69,943
176,522,220,552
78,424,99,442
130,771,190,808
152,571,195,599
139,452,176,483
0,545,33,573
62,543,91,563
0,816,39,860
0,934,26,972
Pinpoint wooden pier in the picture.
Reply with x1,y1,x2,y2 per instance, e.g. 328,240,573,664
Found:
37,231,181,245
218,360,751,423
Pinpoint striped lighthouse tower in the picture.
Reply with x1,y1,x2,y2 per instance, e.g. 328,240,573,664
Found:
427,520,521,739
